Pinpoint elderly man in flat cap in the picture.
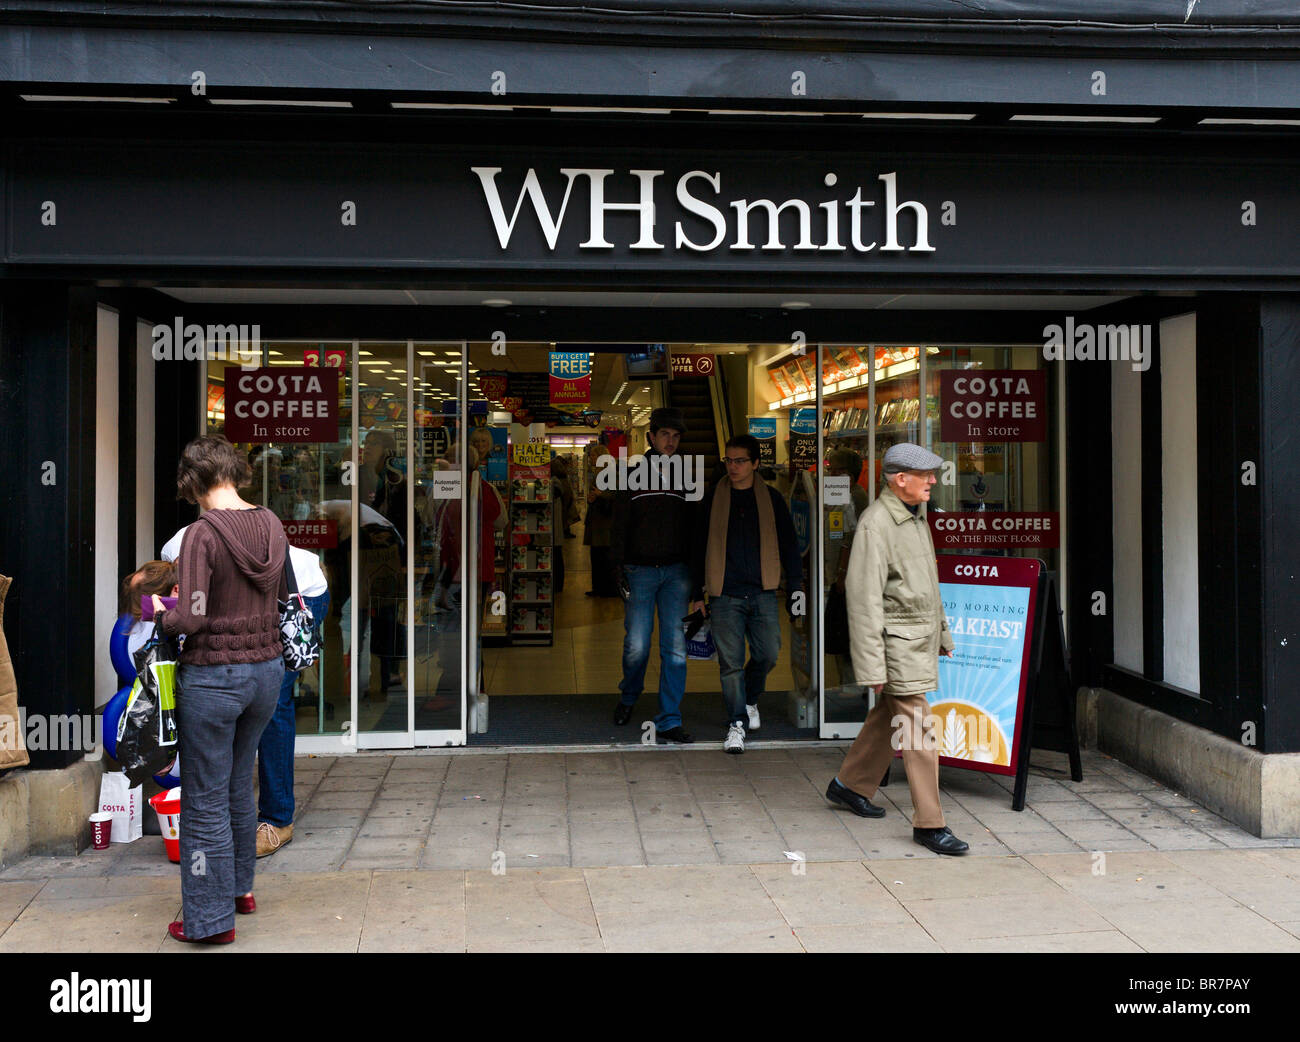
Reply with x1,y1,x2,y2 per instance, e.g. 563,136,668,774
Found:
825,442,968,855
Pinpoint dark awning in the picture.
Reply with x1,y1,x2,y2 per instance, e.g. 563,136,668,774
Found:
4,0,1300,112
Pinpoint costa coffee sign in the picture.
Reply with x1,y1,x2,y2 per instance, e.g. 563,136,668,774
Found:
930,512,1059,550
283,520,338,550
672,353,716,377
940,371,1046,443
223,367,339,443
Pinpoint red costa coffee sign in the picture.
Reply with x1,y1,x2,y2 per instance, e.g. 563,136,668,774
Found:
283,520,338,549
223,367,339,443
940,370,1046,443
930,512,1059,549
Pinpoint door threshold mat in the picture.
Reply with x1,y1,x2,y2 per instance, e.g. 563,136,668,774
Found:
467,692,817,746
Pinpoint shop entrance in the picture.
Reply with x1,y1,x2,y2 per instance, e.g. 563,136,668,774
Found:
199,326,1061,752
465,340,818,746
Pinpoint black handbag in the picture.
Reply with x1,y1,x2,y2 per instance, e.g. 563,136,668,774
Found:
279,554,321,671
824,585,851,655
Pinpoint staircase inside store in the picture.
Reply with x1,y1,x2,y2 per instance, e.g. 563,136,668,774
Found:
669,374,721,483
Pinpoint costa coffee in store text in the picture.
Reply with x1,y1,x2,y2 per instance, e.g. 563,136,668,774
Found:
223,367,340,443
471,168,936,254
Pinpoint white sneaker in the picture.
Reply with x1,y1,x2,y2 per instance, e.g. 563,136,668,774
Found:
746,705,760,732
724,722,746,754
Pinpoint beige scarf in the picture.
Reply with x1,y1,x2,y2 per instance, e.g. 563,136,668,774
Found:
706,480,780,597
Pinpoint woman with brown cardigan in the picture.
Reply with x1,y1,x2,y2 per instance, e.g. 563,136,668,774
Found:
153,436,289,944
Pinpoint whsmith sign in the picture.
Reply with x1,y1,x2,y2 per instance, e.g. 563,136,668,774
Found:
8,143,1300,277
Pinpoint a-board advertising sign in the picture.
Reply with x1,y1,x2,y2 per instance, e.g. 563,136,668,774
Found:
926,555,1041,776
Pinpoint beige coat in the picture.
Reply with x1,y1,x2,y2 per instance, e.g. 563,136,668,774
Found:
844,486,954,695
0,575,30,770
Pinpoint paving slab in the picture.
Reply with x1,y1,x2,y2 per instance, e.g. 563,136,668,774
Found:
174,871,371,953
750,861,912,927
865,853,1060,901
1163,849,1300,921
794,921,944,952
0,880,46,936
943,929,1145,953
358,870,465,952
584,865,800,952
902,889,1113,945
4,893,178,952
465,868,603,952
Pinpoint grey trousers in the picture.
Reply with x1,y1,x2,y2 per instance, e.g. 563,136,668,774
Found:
176,658,282,938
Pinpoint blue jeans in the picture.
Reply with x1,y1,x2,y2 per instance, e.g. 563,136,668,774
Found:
176,657,283,938
618,563,690,730
709,591,781,725
258,591,329,828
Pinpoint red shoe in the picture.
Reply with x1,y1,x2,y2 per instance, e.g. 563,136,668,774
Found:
235,894,256,915
168,921,235,944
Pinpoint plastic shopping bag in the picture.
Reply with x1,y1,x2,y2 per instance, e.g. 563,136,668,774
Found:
97,770,143,843
115,623,180,787
684,614,717,661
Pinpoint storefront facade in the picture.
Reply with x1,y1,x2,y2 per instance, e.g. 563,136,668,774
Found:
3,1,1300,834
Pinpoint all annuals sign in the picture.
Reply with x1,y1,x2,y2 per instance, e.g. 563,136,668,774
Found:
549,351,591,407
223,367,339,443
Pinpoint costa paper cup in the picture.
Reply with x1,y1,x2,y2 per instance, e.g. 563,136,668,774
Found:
89,812,113,850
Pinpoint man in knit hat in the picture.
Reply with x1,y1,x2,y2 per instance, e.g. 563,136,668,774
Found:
824,442,968,855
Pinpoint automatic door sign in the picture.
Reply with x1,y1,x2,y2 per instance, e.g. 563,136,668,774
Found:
224,367,339,443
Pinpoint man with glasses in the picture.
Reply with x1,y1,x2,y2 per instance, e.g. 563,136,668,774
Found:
694,435,802,754
825,442,968,855
609,407,697,743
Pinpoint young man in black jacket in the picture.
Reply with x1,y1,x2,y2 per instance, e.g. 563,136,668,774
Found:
693,435,803,754
608,407,699,743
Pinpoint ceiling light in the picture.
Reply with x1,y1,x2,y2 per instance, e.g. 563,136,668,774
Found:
21,94,173,104
782,301,812,310
1009,114,1160,124
482,299,512,307
209,99,352,108
1200,117,1300,126
861,112,975,120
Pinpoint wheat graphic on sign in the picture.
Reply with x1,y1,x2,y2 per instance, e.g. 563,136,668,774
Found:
942,708,968,759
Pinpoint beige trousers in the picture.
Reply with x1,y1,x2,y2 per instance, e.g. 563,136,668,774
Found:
836,690,945,829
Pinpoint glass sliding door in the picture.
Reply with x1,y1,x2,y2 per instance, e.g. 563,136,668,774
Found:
203,338,468,753
353,340,469,749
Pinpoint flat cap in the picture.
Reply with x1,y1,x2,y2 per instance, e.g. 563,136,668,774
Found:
648,406,687,433
881,442,944,474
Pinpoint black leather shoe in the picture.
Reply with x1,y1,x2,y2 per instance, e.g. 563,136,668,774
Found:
913,827,970,856
825,778,885,818
613,703,633,726
656,726,694,744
